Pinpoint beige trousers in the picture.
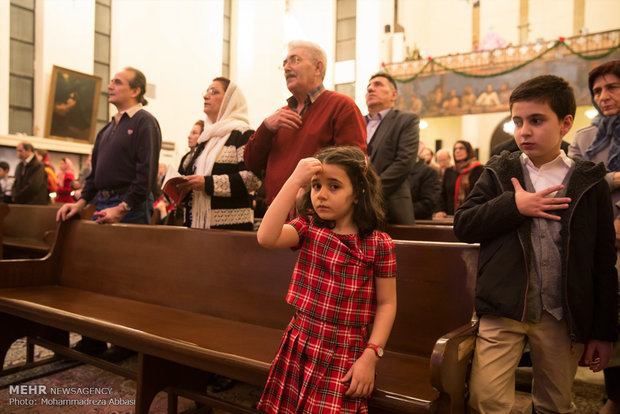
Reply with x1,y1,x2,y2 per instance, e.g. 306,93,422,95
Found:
469,313,584,414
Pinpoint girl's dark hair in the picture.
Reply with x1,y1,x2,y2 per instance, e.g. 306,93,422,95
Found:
454,139,476,161
297,146,385,239
194,119,205,132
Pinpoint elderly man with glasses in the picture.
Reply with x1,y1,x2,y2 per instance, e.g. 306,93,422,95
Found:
244,40,367,208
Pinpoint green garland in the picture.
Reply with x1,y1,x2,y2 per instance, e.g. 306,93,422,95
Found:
385,39,620,83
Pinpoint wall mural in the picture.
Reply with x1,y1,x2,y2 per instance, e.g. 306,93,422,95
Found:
385,32,620,118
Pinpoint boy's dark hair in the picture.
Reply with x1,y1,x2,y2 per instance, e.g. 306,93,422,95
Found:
369,72,398,90
0,161,9,171
588,60,620,94
297,146,385,239
509,75,576,119
124,66,148,106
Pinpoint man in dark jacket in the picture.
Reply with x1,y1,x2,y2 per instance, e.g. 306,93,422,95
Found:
454,75,617,413
408,156,439,220
365,72,418,224
12,142,48,204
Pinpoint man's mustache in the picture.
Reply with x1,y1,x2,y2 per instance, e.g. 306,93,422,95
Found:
285,72,296,79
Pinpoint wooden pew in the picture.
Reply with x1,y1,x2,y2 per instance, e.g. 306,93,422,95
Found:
386,224,459,242
415,218,453,226
0,203,8,259
1,204,60,259
0,220,478,413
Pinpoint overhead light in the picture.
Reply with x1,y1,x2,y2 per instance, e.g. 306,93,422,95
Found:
503,120,515,135
420,119,428,130
585,108,598,119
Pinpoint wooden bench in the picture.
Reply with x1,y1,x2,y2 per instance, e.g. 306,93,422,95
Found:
415,218,453,226
0,220,478,413
0,203,8,258
386,224,459,242
1,204,60,259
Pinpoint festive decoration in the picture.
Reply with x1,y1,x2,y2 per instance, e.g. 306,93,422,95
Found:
385,35,620,83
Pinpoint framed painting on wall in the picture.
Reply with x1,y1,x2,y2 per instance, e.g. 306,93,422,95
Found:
45,65,102,143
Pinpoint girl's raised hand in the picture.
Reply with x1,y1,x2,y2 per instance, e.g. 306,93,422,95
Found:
290,157,323,188
257,157,320,248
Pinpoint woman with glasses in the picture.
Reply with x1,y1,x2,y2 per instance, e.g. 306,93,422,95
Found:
434,139,483,218
176,77,261,230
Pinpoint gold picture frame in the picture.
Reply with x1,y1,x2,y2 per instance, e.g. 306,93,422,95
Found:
45,65,102,143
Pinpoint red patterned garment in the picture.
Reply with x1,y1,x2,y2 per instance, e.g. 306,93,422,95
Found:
258,216,396,414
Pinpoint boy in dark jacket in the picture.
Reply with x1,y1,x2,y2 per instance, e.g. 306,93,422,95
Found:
454,75,618,413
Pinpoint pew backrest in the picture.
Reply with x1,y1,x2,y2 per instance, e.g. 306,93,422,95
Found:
1,204,59,257
55,221,477,357
2,204,59,240
415,218,453,226
389,240,478,355
386,224,459,242
0,203,8,258
57,221,297,330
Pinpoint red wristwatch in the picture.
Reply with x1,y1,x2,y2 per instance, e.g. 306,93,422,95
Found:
366,343,384,358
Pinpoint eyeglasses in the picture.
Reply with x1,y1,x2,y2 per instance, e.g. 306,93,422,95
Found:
204,88,221,97
282,55,303,68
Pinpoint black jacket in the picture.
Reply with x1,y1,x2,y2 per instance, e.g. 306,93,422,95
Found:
408,158,440,220
437,164,483,215
367,109,418,224
454,151,618,343
12,157,49,204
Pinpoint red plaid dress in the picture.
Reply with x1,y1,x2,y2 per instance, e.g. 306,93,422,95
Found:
258,216,396,414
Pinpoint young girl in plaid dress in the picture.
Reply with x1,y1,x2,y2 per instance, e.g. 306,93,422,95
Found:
257,146,397,414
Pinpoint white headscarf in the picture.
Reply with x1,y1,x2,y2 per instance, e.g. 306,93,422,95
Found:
191,81,250,229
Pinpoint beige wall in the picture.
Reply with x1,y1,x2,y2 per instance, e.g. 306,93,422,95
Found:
0,1,9,136
33,0,96,137
1,0,618,167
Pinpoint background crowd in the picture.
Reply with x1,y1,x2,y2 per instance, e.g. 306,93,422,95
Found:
0,42,618,413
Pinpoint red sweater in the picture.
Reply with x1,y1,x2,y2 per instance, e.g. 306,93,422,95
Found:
244,90,367,204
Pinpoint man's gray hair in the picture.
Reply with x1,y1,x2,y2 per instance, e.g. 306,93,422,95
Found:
287,40,327,80
436,148,451,159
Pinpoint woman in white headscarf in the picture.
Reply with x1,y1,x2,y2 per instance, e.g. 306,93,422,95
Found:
178,77,261,230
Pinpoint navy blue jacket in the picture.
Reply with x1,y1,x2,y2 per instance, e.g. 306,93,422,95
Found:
81,109,161,208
